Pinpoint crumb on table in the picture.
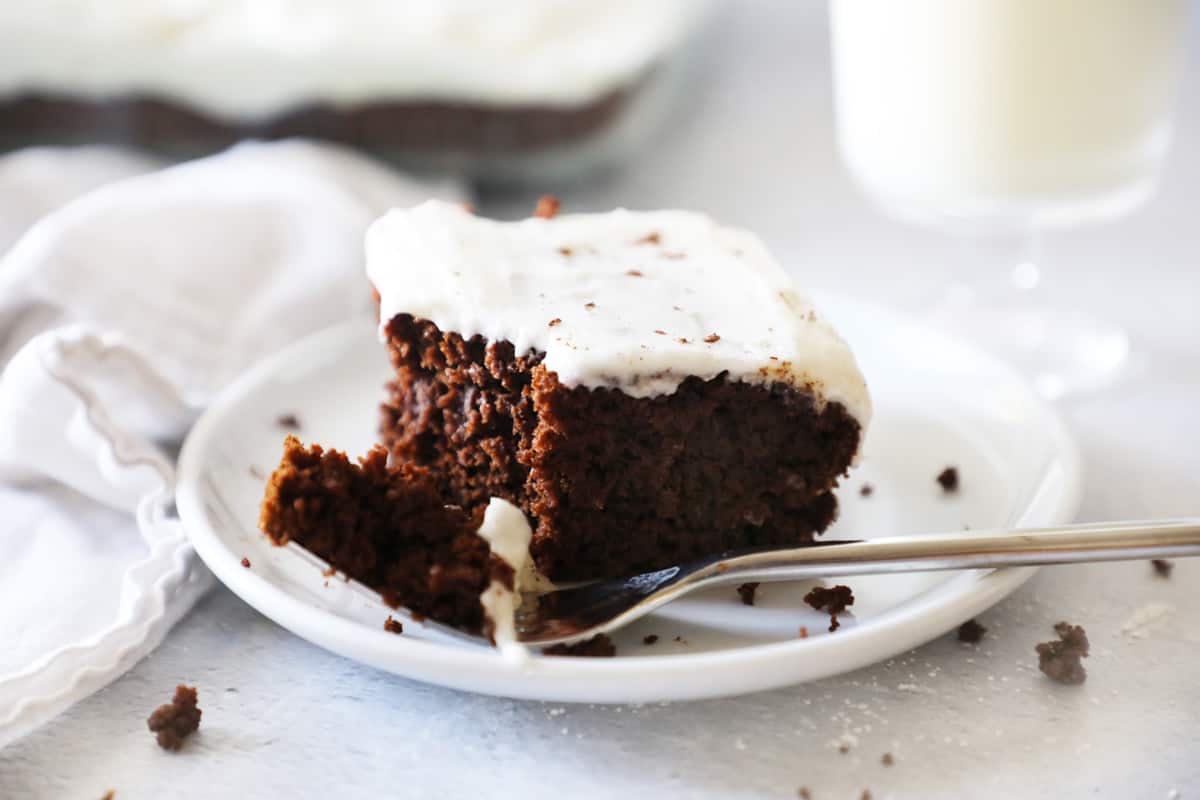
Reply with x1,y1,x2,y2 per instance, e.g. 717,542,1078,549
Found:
643,634,659,646
384,615,403,634
1036,622,1090,685
859,483,874,497
937,467,959,493
956,618,987,644
240,557,251,569
1151,559,1174,578
147,685,201,751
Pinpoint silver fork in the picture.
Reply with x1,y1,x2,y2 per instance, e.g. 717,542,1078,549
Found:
515,518,1200,647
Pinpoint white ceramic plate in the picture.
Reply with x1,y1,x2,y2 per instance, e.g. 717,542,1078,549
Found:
176,293,1082,703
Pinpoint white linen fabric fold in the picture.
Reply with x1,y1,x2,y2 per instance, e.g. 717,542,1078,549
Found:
0,140,462,748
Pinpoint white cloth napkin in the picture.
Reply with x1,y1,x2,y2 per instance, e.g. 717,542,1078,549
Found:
0,140,463,748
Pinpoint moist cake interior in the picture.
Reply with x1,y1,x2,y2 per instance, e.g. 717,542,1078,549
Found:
260,436,511,637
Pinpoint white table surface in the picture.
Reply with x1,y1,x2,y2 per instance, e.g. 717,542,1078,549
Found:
3,4,1199,799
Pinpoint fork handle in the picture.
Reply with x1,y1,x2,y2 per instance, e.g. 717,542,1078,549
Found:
705,518,1200,583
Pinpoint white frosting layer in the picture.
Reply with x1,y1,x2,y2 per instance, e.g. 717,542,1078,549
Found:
475,498,534,661
0,1,702,120
367,201,872,428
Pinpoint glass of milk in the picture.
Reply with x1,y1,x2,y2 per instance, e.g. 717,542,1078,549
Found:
830,0,1193,396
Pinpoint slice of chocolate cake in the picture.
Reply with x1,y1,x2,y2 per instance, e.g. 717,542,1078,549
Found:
259,436,532,641
368,200,872,582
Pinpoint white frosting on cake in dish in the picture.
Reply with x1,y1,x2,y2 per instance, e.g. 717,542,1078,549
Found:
367,200,872,429
475,498,534,662
0,0,703,119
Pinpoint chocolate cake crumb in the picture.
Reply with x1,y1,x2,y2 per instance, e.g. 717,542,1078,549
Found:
626,269,643,277
585,302,596,309
558,247,573,257
643,634,659,645
548,318,562,327
654,329,667,335
838,743,850,754
673,635,687,644
881,752,894,767
240,557,251,569
797,789,811,800
636,232,661,245
1036,622,1090,685
936,467,959,493
534,195,561,219
147,685,201,751
276,413,301,431
704,333,721,343
737,582,760,606
543,634,616,657
804,585,855,632
799,626,809,639
678,337,690,344
957,618,986,644
383,616,404,635
101,792,115,800
860,791,873,800
1151,559,1174,578
859,483,873,497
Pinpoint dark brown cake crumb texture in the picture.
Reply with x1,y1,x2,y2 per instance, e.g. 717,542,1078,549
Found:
1151,559,1174,578
797,789,811,800
704,333,720,343
542,634,617,657
937,467,960,493
379,315,860,582
861,791,873,800
737,582,760,606
881,752,895,767
147,685,201,751
804,585,855,632
534,195,560,219
957,618,987,644
859,483,873,497
276,413,301,431
240,557,250,569
643,634,659,645
259,437,503,636
1036,622,1090,685
383,616,404,635
101,792,115,800
637,232,661,245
